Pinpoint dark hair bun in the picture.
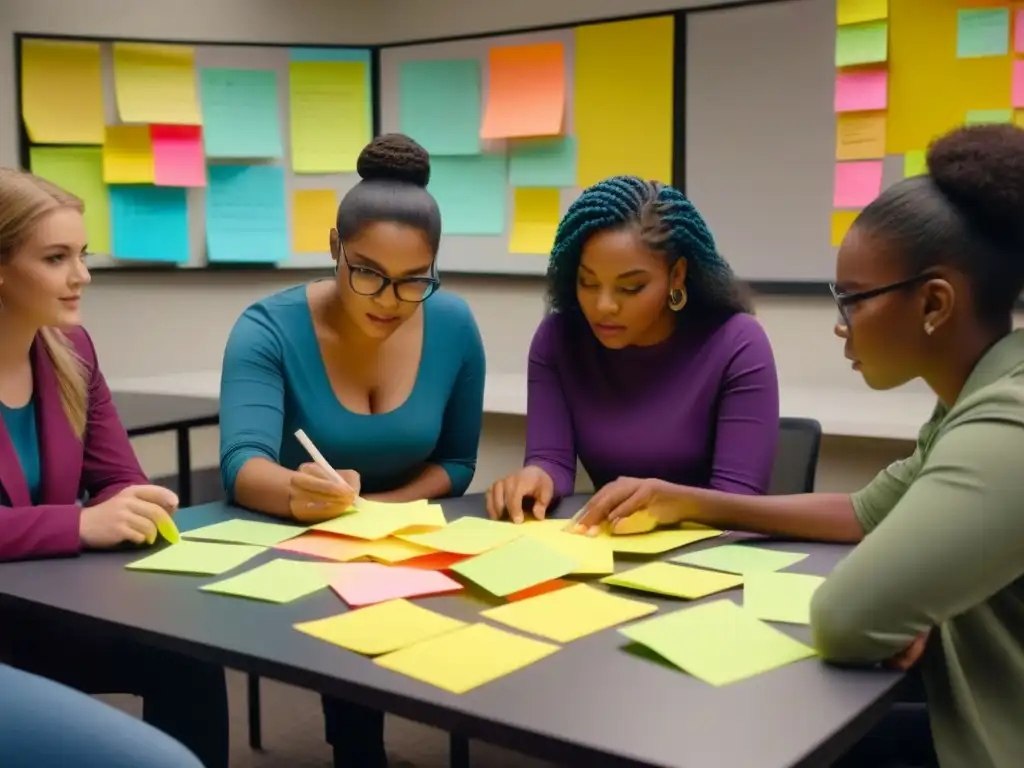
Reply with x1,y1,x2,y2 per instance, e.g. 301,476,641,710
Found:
356,134,431,188
927,124,1024,247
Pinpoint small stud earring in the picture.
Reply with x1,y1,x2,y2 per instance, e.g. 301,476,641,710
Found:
924,322,934,336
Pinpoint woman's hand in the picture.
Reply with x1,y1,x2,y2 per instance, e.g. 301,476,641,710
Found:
79,485,179,549
576,477,686,534
288,463,360,523
485,466,554,523
887,632,930,671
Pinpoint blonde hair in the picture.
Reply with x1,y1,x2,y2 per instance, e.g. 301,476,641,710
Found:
0,168,88,439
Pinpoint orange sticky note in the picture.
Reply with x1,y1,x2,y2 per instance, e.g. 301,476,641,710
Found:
481,42,565,139
292,189,338,253
831,211,860,247
151,125,205,187
836,112,886,160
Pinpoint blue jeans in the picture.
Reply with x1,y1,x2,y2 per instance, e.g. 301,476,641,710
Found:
0,664,202,767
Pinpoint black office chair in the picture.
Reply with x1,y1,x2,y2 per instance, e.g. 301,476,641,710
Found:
768,417,822,494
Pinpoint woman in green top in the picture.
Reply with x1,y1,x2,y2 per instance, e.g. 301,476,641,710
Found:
578,124,1024,767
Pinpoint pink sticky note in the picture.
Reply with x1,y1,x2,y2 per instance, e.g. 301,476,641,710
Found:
151,125,206,187
834,161,884,208
1013,60,1024,108
1016,10,1024,53
834,70,888,113
330,562,463,607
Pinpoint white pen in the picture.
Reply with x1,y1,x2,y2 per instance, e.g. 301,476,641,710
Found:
294,429,363,504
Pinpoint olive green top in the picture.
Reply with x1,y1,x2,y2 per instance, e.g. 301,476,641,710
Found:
811,330,1024,768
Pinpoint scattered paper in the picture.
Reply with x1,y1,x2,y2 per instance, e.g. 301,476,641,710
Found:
601,562,743,599
965,108,1012,125
20,39,104,144
112,43,201,125
506,579,574,603
400,516,523,555
519,525,614,575
619,599,816,687
509,188,560,255
428,155,507,235
201,558,332,603
835,21,888,67
399,59,481,155
743,572,826,625
830,211,860,248
836,112,886,161
833,161,883,208
330,562,463,607
199,68,283,159
293,189,339,254
150,125,205,187
836,0,888,26
102,125,154,185
275,533,433,564
451,535,577,597
671,545,809,576
206,164,288,263
109,185,190,263
126,541,265,575
374,623,559,694
295,599,466,656
956,8,1009,59
481,42,565,139
508,137,577,188
834,70,887,113
28,148,110,253
401,552,470,570
903,150,927,178
595,525,723,556
313,500,445,541
290,61,369,173
183,518,305,547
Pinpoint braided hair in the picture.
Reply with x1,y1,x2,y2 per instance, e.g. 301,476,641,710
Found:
546,176,751,318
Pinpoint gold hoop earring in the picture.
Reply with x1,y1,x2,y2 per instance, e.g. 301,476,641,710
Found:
668,287,687,312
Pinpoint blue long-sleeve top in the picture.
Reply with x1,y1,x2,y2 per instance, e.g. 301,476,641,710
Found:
219,284,486,501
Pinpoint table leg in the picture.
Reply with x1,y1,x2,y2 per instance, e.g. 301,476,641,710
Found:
449,733,470,768
175,426,192,508
247,673,263,750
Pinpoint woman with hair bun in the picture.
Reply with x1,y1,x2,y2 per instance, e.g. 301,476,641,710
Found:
219,134,485,766
578,124,1024,766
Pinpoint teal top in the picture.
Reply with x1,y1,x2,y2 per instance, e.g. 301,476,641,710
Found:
219,284,486,500
0,400,41,505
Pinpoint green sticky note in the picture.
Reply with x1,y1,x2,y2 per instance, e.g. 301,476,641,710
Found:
182,519,306,547
671,545,808,576
451,536,577,597
126,541,266,575
957,8,1009,59
400,516,523,556
835,21,888,67
601,562,743,599
508,137,577,188
201,559,332,603
743,572,826,625
399,59,481,156
427,154,507,235
966,109,1013,125
619,599,816,686
28,147,111,254
904,150,927,177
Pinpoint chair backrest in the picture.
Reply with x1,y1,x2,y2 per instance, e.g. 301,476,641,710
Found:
767,417,822,495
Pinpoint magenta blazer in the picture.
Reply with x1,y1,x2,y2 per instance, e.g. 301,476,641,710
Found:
0,328,147,561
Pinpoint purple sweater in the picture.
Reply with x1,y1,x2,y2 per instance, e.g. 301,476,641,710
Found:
524,311,780,498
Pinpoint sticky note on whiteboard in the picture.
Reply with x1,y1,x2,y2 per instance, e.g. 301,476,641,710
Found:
834,70,887,113
833,161,883,208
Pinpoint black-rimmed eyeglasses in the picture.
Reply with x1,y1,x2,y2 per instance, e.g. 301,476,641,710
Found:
341,245,440,304
830,273,934,328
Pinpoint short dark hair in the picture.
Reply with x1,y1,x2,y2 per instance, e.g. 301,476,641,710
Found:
855,124,1024,328
336,134,442,255
545,175,751,319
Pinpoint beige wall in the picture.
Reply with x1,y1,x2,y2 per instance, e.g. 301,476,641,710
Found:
3,0,926,495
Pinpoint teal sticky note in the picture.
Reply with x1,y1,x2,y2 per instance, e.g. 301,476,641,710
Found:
966,109,1013,125
957,9,1009,59
200,69,283,159
399,60,481,156
289,48,372,137
835,21,888,67
110,185,189,263
206,165,288,263
508,137,577,188
428,154,507,235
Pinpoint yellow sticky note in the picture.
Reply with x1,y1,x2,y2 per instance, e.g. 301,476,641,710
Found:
831,210,860,247
592,525,723,555
312,500,444,541
200,558,332,603
482,583,657,642
157,516,181,544
291,61,370,173
400,516,524,555
112,43,201,125
575,16,674,187
519,525,614,575
601,562,743,599
509,188,560,255
1015,111,1024,129
837,0,888,26
183,518,304,547
451,536,577,597
836,112,886,160
374,623,559,693
295,599,466,655
126,541,265,575
21,39,104,144
102,125,154,184
293,189,338,253
276,533,434,564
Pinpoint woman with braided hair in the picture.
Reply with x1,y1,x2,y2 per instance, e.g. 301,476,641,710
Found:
486,175,780,523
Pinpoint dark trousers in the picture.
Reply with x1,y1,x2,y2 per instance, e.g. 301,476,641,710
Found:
4,609,229,768
323,695,388,767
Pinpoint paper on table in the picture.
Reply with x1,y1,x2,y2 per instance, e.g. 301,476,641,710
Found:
451,536,577,597
183,519,305,547
151,125,205,187
21,39,104,144
109,185,190,264
834,70,887,113
112,43,201,124
374,623,559,694
428,155,507,235
29,148,111,253
619,599,816,686
331,562,463,607
833,161,883,208
835,21,888,68
290,61,370,173
201,559,332,603
103,126,154,184
743,572,826,625
509,188,560,255
400,516,524,555
401,552,470,571
836,112,886,161
830,211,859,248
399,59,481,155
199,68,283,159
601,562,743,599
965,109,1013,125
956,8,1010,59
671,545,809,576
313,500,445,541
508,137,577,188
295,599,467,656
275,533,433,564
293,189,338,253
594,525,723,556
519,525,614,575
836,0,887,26
206,165,288,264
126,541,265,575
1014,61,1024,109
903,150,927,178
481,42,565,139
506,579,574,603
482,583,657,643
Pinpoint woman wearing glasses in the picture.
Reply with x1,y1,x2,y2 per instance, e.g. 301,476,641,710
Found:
576,124,1024,767
218,134,484,767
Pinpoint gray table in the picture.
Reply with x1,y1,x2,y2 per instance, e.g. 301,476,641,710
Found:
0,495,903,768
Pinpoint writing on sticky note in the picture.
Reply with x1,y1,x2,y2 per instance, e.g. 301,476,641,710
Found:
399,59,481,155
451,535,577,597
151,125,205,187
126,540,265,575
330,562,462,607
966,109,1013,125
831,211,860,248
836,0,887,26
836,112,886,161
509,188,560,255
957,8,1010,59
110,185,190,264
904,150,927,178
201,559,332,603
743,572,825,625
833,161,883,208
601,562,743,599
1012,61,1024,109
103,125,154,184
482,42,565,139
183,518,305,547
29,148,111,254
112,43,201,125
834,70,887,113
835,21,888,67
400,516,523,555
206,165,288,264
292,189,337,254
200,68,283,159
21,39,104,144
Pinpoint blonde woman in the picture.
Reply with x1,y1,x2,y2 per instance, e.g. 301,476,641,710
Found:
0,168,227,767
